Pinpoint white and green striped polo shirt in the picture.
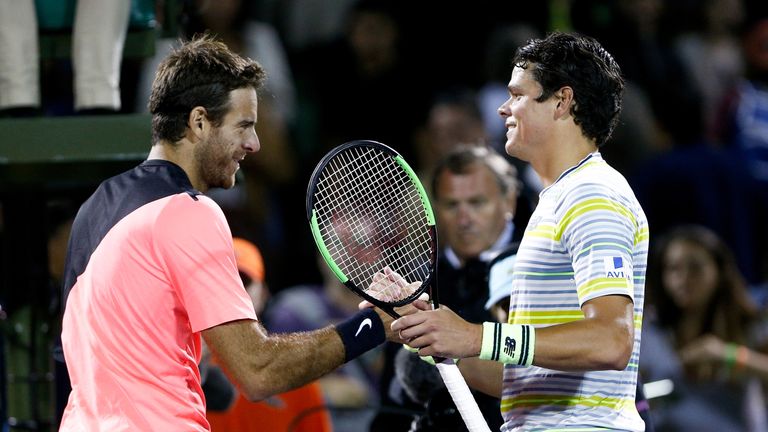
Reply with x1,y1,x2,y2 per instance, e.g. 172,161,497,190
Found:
501,152,648,432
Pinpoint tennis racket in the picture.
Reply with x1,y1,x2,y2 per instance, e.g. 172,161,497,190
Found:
306,140,491,432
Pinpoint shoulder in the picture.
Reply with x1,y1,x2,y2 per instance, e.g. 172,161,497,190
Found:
152,194,231,253
157,194,225,224
558,160,642,214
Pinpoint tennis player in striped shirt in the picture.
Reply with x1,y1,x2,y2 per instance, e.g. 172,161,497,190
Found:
393,31,649,431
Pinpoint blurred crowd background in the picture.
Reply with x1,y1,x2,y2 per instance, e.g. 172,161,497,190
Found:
2,0,768,430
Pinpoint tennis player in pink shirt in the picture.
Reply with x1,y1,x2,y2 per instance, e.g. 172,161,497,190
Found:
59,35,405,431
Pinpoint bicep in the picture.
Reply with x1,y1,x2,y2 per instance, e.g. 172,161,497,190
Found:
533,295,635,371
202,319,267,390
582,294,634,325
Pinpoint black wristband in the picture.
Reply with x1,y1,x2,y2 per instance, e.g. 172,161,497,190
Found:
335,308,386,362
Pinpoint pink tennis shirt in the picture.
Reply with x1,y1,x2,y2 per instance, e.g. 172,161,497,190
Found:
60,160,257,431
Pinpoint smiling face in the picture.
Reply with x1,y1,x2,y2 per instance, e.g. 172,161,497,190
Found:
497,65,559,163
435,162,512,262
194,87,260,190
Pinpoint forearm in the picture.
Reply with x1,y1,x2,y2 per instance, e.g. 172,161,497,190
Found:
249,327,347,398
478,297,634,371
204,309,387,401
203,320,344,400
531,318,633,371
457,357,504,398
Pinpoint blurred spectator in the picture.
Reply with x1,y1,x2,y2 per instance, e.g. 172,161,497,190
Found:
291,0,429,165
718,15,768,188
0,0,130,115
263,253,383,432
182,0,297,124
571,0,701,155
268,0,357,53
630,79,764,286
372,146,522,432
640,225,768,432
485,244,519,324
136,0,296,121
414,88,489,181
672,0,746,141
206,238,333,432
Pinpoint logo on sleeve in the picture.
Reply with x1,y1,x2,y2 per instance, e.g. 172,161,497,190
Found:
604,256,631,280
355,318,373,337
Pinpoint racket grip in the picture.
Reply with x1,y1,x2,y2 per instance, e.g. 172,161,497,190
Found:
435,360,492,432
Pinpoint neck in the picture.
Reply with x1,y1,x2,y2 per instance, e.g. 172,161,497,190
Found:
148,140,205,191
531,134,597,187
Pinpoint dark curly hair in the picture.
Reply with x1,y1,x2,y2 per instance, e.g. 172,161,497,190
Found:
148,34,266,144
513,31,624,147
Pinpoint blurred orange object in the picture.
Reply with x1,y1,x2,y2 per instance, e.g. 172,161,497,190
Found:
233,237,265,283
207,381,332,432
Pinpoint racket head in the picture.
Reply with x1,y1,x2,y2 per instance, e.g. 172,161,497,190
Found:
306,140,437,315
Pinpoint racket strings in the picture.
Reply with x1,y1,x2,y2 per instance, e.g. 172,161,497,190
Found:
319,149,429,273
313,146,433,302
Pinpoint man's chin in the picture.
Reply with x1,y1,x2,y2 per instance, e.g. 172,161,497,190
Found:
208,177,237,190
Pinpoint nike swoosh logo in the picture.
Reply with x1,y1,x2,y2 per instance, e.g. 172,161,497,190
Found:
355,318,373,337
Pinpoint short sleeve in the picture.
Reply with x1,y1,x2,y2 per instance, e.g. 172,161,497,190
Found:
558,183,637,306
155,194,257,332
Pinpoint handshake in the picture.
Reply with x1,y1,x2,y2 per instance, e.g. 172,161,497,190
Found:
366,266,427,303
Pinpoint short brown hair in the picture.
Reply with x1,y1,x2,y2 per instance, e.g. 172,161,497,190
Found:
148,34,266,144
431,146,520,200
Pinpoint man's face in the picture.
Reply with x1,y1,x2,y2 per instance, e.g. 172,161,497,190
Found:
498,66,558,162
195,87,260,190
435,163,513,262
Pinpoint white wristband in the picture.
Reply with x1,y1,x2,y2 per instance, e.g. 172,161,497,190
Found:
479,322,535,366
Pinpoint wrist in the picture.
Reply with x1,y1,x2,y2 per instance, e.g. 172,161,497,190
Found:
335,308,385,363
479,322,535,366
736,345,750,371
725,343,751,372
724,343,737,370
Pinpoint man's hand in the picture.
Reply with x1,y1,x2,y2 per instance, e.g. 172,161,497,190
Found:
358,266,429,345
367,266,422,302
364,300,429,345
391,302,483,359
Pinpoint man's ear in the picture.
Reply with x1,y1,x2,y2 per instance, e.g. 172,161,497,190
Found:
554,87,575,118
188,106,209,139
